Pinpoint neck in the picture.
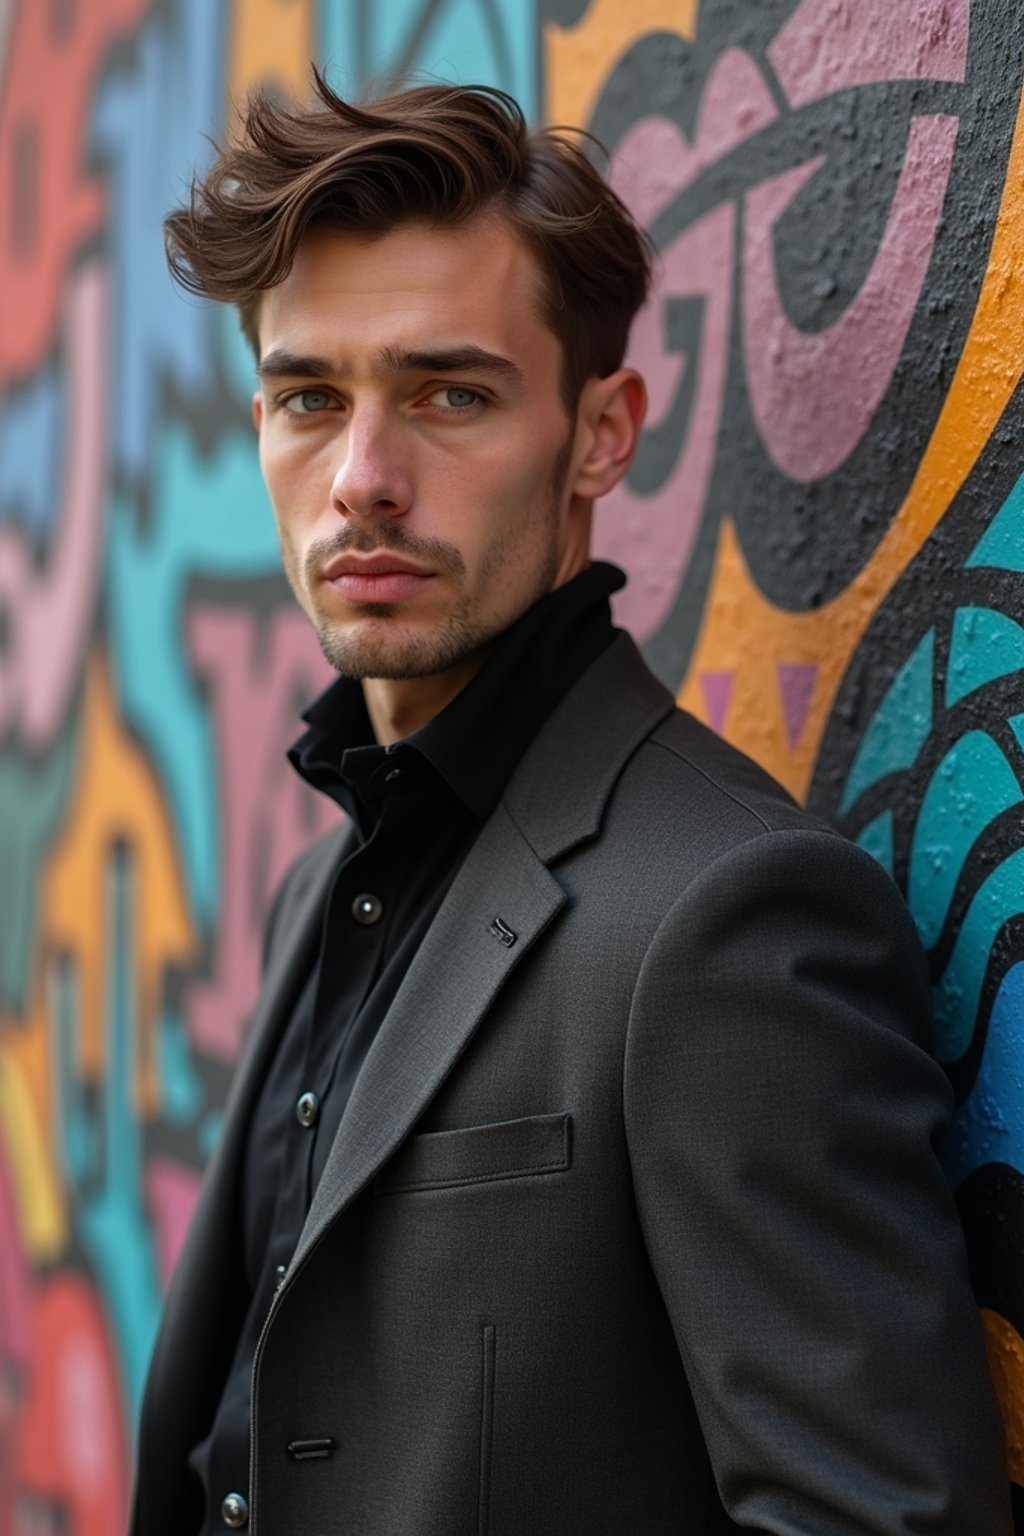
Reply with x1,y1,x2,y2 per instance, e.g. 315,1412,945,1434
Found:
362,651,491,745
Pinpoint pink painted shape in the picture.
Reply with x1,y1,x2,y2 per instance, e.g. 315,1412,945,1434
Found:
742,113,959,483
776,662,818,749
769,0,968,107
596,60,778,642
699,670,735,736
186,605,338,1062
0,1138,33,1368
145,1157,201,1289
615,52,778,215
0,262,107,748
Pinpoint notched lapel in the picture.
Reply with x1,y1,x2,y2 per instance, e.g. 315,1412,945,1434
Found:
291,802,566,1271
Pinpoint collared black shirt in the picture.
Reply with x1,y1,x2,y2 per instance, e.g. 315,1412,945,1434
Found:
190,561,625,1530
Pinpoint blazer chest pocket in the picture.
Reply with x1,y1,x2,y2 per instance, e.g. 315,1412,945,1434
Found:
374,1112,572,1195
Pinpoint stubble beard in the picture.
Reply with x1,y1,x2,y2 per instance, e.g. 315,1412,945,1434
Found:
287,443,571,681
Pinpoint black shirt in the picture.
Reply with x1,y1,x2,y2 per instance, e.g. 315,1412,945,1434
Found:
190,561,625,1529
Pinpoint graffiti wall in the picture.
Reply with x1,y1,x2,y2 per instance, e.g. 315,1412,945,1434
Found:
1,0,1021,1523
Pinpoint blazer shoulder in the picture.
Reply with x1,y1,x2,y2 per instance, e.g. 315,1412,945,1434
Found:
628,703,832,842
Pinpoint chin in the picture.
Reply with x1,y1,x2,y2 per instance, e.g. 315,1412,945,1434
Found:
315,611,491,681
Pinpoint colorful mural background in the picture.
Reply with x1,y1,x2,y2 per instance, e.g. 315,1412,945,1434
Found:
1,0,1022,1524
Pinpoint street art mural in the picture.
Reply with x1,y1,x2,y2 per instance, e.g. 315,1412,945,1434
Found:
1,0,1022,1522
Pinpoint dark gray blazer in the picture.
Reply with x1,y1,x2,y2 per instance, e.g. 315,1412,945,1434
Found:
133,635,1010,1535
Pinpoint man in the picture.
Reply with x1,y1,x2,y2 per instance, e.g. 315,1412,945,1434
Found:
133,76,1010,1534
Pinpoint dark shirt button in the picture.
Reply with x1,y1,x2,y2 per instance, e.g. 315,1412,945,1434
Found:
352,892,384,925
295,1091,320,1129
221,1492,249,1528
384,768,402,783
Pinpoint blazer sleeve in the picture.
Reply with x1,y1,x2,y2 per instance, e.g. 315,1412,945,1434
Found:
623,826,1011,1534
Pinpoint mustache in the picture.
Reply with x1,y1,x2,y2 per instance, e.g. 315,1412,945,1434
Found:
305,523,466,584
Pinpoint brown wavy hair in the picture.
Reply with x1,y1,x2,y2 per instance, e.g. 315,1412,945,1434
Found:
164,71,652,407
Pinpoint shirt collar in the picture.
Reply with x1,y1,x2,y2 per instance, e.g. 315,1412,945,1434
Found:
289,561,625,824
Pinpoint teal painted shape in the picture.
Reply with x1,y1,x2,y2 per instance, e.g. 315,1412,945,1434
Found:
158,1009,203,1126
0,721,76,1010
199,1112,223,1160
54,959,95,1184
854,810,894,877
65,846,162,1416
909,732,1022,949
1011,712,1024,755
966,468,1024,573
840,631,934,814
946,606,1024,708
320,0,539,117
106,423,281,924
931,844,1024,1062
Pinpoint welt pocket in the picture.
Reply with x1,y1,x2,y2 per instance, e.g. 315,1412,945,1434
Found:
374,1112,572,1195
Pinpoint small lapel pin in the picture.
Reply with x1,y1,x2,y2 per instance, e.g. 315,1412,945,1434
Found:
489,916,517,948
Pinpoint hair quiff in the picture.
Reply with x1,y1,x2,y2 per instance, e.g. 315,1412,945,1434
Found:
164,71,653,406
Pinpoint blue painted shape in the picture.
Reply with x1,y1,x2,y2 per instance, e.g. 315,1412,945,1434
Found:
220,306,259,409
106,422,281,922
840,631,934,814
943,962,1024,1189
320,0,539,118
854,810,894,876
908,732,1022,949
967,469,1024,573
946,606,1024,708
0,362,65,538
89,0,228,482
66,845,161,1416
931,845,1024,1062
1011,713,1024,756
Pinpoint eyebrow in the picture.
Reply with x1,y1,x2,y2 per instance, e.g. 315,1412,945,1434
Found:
257,343,525,387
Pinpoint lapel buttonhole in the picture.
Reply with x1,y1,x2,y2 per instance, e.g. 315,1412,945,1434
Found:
489,916,517,948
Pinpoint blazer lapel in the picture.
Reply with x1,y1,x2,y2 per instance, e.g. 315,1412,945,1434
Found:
291,800,565,1269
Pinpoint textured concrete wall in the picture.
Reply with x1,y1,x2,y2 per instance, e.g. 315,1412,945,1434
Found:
1,1,1022,1525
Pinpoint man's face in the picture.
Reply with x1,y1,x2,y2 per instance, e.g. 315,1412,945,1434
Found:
253,217,591,683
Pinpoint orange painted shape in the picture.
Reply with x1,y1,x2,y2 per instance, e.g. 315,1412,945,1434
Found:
41,655,196,1116
227,0,315,126
0,0,147,386
544,0,698,129
680,74,1024,801
981,1307,1024,1487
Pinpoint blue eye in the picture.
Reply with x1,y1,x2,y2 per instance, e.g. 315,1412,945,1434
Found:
443,387,479,408
286,390,333,413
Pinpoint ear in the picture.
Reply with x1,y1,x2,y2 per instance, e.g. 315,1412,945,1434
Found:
570,369,646,501
252,391,264,432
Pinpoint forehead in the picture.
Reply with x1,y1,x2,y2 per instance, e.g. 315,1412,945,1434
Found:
256,217,557,371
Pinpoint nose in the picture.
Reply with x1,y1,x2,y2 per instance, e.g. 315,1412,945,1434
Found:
330,407,412,522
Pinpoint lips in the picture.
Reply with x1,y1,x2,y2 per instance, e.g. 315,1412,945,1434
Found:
321,552,435,604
